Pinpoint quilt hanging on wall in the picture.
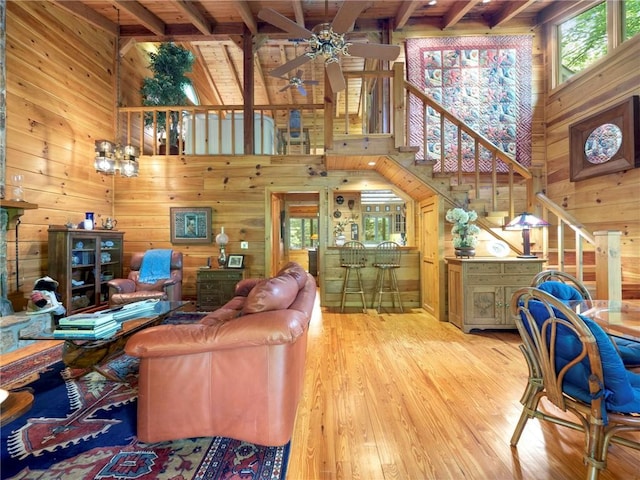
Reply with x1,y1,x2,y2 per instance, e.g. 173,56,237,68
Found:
406,36,533,172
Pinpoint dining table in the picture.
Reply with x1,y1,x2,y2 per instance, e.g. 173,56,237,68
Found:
577,299,640,342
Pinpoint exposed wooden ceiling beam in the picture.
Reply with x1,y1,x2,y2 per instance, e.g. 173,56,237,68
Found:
442,0,481,30
222,45,244,100
171,0,213,35
114,0,166,36
536,0,600,26
119,37,136,57
395,1,421,30
279,45,294,105
52,1,118,36
254,55,272,105
491,0,536,28
194,44,223,105
292,0,305,28
233,0,258,35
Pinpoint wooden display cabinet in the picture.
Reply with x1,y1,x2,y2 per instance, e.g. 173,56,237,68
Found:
197,268,245,311
447,257,545,333
48,227,124,315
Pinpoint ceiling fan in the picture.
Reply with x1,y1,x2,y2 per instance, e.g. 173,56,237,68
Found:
278,70,320,96
258,1,401,93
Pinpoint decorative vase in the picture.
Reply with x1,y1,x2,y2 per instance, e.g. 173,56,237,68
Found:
455,247,476,258
84,212,94,230
335,235,346,247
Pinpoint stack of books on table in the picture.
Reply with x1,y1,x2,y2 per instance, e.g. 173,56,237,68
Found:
111,299,160,322
53,311,120,339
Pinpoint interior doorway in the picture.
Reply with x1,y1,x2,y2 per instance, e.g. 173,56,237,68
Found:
266,188,322,279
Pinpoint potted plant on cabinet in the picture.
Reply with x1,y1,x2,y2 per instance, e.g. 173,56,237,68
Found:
446,207,480,257
140,43,194,154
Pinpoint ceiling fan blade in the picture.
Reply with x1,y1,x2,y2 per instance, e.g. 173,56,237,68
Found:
348,42,401,61
295,69,303,79
279,85,293,93
270,55,312,78
331,1,369,34
298,85,308,96
326,62,346,92
258,8,313,38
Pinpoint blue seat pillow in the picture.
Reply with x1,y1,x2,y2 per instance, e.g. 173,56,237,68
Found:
612,336,640,368
536,281,640,368
525,300,640,415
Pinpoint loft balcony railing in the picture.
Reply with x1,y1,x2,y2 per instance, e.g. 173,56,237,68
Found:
118,105,325,157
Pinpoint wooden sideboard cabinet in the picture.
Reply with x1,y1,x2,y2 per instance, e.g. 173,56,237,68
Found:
447,257,544,333
197,268,245,311
48,227,125,315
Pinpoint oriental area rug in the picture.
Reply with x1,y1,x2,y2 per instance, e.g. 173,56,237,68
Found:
406,35,533,172
0,313,290,480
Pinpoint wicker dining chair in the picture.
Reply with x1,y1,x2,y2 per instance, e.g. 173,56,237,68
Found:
531,269,593,301
532,270,640,368
510,287,640,480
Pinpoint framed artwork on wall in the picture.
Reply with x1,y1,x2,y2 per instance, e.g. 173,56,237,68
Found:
170,207,212,244
570,95,639,182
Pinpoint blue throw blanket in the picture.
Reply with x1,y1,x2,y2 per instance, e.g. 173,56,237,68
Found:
139,249,172,283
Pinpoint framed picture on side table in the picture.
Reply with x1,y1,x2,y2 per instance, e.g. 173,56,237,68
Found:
227,254,245,269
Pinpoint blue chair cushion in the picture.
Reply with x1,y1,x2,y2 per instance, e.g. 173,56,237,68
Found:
536,282,639,368
537,281,585,302
526,300,640,415
612,336,640,368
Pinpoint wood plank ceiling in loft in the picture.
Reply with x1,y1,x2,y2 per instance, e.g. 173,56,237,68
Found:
55,1,582,113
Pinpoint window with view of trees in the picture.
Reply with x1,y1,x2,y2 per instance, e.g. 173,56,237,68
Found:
364,215,392,244
289,217,318,249
558,0,640,85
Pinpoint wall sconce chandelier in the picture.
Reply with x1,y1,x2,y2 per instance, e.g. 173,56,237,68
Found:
505,212,549,258
94,8,138,178
94,140,139,177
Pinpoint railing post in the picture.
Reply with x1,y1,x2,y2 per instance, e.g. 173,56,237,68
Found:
594,230,622,301
393,62,405,149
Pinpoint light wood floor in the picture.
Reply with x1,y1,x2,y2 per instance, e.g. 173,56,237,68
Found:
287,302,639,479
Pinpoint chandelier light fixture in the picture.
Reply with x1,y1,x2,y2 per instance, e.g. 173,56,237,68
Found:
94,8,139,177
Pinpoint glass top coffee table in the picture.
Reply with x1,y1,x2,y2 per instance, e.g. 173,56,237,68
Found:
20,301,187,380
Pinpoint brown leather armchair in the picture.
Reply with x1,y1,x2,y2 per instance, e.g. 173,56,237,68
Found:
107,251,183,306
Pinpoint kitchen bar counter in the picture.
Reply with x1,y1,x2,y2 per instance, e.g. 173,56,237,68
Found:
320,247,420,310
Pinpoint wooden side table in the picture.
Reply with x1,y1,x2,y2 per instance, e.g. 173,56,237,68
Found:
196,269,246,311
0,389,34,426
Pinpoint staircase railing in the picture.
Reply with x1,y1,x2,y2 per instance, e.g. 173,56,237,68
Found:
536,192,621,300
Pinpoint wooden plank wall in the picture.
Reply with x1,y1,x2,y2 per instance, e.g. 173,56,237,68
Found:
4,1,115,307
544,33,640,296
112,155,393,299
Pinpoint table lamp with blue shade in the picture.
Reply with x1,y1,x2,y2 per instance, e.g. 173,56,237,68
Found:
505,212,549,258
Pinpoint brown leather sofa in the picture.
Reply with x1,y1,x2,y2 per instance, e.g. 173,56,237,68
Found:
125,261,316,446
107,251,183,306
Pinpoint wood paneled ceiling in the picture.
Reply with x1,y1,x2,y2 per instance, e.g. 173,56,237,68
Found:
54,1,586,110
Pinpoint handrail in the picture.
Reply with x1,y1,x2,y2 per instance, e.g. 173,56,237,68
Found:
118,104,324,156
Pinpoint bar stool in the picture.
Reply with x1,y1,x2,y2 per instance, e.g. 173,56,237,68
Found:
372,241,403,313
339,241,368,313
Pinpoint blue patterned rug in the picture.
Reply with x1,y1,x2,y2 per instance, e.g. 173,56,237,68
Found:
1,312,290,480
